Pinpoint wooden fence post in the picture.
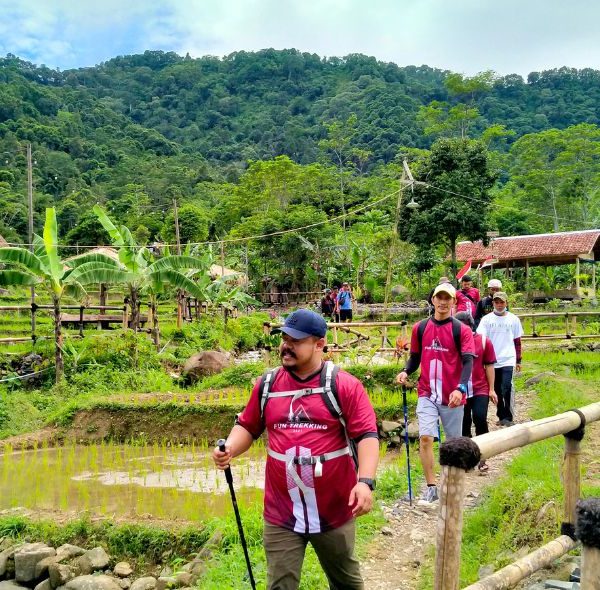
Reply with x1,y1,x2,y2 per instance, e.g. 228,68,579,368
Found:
434,438,481,590
576,498,600,590
562,436,582,537
263,322,272,366
122,300,129,329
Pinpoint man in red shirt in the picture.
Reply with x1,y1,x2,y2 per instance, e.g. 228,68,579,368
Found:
455,311,498,472
213,309,379,589
455,275,481,317
396,283,475,502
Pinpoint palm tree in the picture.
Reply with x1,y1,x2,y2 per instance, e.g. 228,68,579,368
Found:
0,208,115,382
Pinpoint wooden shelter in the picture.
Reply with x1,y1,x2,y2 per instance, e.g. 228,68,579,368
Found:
456,229,600,299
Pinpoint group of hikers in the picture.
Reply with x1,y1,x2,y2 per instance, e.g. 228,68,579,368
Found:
213,275,524,589
320,282,354,323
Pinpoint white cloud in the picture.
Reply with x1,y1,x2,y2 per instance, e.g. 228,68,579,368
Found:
1,0,600,75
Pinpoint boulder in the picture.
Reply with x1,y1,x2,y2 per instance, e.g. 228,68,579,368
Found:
0,582,28,590
182,351,232,382
34,580,52,590
525,372,556,387
380,420,402,433
112,564,132,579
0,545,23,578
76,548,110,576
406,422,420,439
118,580,130,590
35,556,59,579
65,575,121,590
14,544,56,583
155,578,176,590
129,578,156,590
174,573,193,588
49,564,77,589
55,546,86,562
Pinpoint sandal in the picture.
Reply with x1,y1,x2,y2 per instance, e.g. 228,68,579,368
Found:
478,461,489,473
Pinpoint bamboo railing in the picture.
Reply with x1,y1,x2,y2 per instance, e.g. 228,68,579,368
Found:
434,402,600,590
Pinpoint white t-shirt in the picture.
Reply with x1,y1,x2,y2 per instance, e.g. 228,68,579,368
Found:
476,311,524,368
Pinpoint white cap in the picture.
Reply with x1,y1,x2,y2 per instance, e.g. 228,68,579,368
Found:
488,279,502,289
433,283,456,299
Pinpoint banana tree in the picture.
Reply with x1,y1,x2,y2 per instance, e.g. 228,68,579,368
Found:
85,206,210,339
0,208,115,383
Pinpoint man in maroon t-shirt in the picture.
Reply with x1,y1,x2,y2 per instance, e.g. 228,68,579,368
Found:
213,309,378,590
455,275,481,317
396,283,475,502
455,312,498,472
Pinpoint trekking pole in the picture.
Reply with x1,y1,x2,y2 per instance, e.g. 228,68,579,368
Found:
217,439,257,590
401,386,413,506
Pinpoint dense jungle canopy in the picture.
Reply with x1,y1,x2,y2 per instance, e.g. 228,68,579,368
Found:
1,49,600,292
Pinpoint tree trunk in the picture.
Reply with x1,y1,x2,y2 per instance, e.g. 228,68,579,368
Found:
129,286,140,332
151,297,160,351
53,294,63,384
450,238,457,280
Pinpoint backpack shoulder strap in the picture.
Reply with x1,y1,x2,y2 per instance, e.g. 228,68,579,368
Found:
319,361,342,419
416,317,430,350
258,367,280,419
450,317,463,353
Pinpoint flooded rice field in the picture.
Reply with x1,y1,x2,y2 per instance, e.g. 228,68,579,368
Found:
0,441,265,521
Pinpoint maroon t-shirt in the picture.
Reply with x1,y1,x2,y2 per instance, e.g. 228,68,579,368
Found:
456,287,481,315
236,366,377,534
467,334,497,397
410,318,475,405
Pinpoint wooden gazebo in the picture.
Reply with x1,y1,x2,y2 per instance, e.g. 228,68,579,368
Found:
456,229,600,298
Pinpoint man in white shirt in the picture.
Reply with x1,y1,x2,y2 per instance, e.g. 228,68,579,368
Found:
476,292,523,427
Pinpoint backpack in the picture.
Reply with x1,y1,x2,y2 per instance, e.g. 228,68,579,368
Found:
338,291,351,306
257,360,359,469
416,317,463,353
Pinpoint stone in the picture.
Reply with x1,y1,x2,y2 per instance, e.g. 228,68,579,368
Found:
478,564,494,579
182,351,232,383
35,557,60,579
55,546,86,562
0,545,23,578
525,372,556,387
118,580,130,590
76,548,110,576
112,564,132,579
544,582,578,589
174,573,193,588
380,527,393,536
65,575,122,590
14,544,56,583
390,435,401,445
406,423,420,439
380,420,402,433
0,582,28,590
129,578,156,590
157,567,171,579
49,564,77,589
155,577,177,590
34,580,52,590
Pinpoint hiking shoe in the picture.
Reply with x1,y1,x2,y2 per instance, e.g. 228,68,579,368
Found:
422,485,439,503
478,460,489,473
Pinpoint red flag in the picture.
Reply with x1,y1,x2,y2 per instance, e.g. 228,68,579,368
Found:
456,259,472,281
478,256,497,270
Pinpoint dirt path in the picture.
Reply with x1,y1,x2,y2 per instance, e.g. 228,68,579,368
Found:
362,392,536,589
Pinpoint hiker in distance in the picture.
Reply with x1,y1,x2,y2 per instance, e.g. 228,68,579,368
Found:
396,283,475,502
454,312,498,472
336,281,353,322
455,274,480,317
474,278,503,329
213,308,379,590
476,291,524,427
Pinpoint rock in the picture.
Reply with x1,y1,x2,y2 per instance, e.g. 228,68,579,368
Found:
380,420,402,433
390,435,402,445
544,582,578,589
0,545,23,578
478,564,494,579
34,580,52,590
129,578,156,590
112,564,132,579
76,548,110,576
406,423,420,439
155,577,177,590
157,567,171,578
55,546,86,562
14,544,56,583
118,580,130,590
182,351,232,383
35,556,59,579
0,582,28,590
65,575,122,590
380,527,393,536
174,573,193,588
49,564,77,589
525,372,556,387
186,529,224,577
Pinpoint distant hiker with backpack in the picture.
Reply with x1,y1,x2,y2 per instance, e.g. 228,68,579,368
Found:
320,288,335,320
455,275,480,317
476,291,523,427
336,282,353,322
454,311,498,472
213,309,379,590
396,283,475,502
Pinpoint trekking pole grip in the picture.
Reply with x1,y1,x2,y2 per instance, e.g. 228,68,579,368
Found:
217,438,233,484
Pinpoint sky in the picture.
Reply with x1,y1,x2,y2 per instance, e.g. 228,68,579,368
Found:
1,0,599,77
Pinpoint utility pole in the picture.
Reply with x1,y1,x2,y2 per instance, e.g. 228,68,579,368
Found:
26,143,36,338
173,199,183,327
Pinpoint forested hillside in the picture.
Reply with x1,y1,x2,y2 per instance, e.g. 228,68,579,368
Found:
1,49,599,293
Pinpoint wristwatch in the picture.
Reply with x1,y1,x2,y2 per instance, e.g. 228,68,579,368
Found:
457,384,468,395
358,477,376,491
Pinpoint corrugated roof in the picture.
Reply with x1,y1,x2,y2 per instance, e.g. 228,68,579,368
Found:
456,229,600,263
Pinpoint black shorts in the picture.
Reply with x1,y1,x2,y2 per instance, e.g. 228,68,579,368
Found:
340,309,353,321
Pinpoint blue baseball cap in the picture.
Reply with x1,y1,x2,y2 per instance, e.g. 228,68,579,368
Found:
272,309,327,339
